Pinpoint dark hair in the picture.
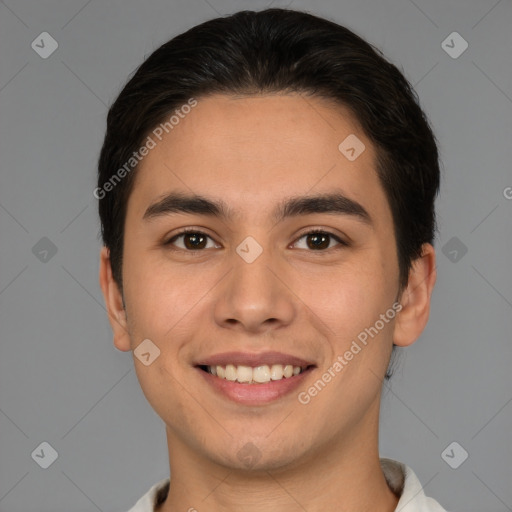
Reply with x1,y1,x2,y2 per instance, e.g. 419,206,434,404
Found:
97,8,440,377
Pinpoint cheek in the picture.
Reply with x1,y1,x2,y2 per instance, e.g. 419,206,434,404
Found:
302,258,397,374
122,245,198,335
308,263,389,332
133,359,195,433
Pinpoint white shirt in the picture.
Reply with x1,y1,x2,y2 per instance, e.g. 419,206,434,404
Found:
126,458,448,511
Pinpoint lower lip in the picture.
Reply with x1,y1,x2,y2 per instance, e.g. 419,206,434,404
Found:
197,367,315,405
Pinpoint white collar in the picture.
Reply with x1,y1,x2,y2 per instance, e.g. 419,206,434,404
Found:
127,458,448,511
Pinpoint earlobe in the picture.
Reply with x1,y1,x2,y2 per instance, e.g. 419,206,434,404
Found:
393,243,437,348
98,246,132,352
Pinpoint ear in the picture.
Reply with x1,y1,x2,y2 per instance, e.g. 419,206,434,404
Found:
393,243,437,347
99,246,131,352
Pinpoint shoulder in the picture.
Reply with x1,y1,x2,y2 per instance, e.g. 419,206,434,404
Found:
125,478,170,512
380,458,450,512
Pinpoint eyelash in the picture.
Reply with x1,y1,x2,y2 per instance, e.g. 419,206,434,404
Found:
164,228,348,252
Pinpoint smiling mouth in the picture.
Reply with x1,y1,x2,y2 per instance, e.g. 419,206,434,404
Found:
198,364,313,384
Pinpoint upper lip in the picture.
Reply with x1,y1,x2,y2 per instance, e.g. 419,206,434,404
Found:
195,351,316,368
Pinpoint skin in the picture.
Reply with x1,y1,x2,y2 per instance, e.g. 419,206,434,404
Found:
99,93,436,512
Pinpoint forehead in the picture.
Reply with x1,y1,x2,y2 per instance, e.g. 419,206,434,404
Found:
128,93,390,225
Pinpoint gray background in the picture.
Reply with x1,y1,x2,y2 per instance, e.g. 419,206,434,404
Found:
0,0,511,510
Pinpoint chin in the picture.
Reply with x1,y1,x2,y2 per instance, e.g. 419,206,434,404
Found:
208,438,308,473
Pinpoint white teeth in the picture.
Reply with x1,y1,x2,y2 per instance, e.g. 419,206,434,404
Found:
225,364,237,381
253,365,271,383
236,365,253,383
270,364,283,380
206,363,305,383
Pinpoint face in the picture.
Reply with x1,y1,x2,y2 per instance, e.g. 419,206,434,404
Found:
102,93,412,473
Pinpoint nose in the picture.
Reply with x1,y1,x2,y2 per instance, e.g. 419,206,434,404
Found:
213,243,296,334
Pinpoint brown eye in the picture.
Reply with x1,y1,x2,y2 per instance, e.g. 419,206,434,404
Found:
165,230,217,250
183,232,207,249
294,230,346,251
306,232,330,250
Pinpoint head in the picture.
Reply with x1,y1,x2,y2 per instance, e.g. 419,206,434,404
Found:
98,8,439,472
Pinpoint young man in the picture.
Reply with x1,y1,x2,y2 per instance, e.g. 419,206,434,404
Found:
97,8,446,512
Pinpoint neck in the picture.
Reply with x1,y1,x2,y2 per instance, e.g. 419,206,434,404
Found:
159,403,398,512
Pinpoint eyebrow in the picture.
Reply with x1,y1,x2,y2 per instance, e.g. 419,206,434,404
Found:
143,191,372,226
